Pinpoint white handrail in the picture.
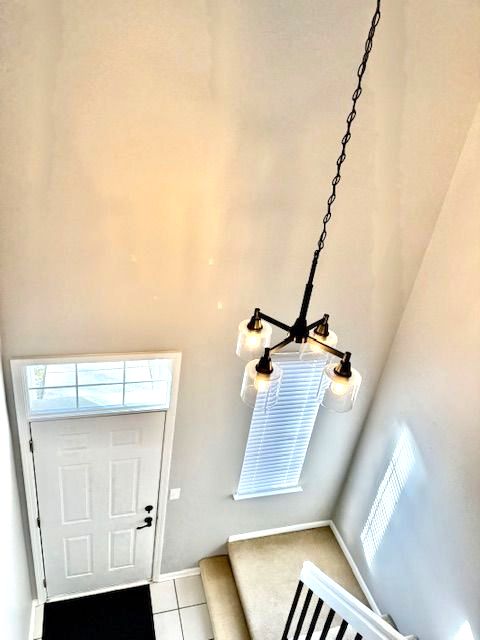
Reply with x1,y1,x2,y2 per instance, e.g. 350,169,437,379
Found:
300,562,414,640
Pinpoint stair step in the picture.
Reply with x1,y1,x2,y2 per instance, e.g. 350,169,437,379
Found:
200,555,251,640
228,527,369,640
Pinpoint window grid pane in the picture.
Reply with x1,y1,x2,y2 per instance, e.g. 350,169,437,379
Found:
26,359,172,415
236,354,326,498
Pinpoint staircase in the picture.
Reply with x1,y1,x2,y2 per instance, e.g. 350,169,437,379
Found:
199,526,417,640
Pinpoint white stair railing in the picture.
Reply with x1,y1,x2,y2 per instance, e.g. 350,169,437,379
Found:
281,561,417,640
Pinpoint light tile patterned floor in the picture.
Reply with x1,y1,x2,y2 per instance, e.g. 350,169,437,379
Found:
152,575,214,640
33,574,213,640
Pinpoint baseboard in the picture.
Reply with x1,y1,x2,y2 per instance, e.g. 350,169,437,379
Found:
329,520,380,614
156,566,201,582
228,519,331,543
28,599,39,640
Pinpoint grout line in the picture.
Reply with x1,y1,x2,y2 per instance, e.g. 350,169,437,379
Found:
152,606,179,615
172,580,180,609
173,580,185,640
150,583,212,639
178,602,207,610
151,602,206,615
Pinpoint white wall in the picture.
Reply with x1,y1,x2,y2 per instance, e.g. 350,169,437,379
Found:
0,358,33,639
0,0,479,577
335,104,480,640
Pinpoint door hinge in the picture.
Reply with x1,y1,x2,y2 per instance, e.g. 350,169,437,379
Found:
43,578,47,589
36,517,41,528
29,439,34,453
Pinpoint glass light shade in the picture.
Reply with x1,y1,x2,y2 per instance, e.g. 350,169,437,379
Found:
301,332,339,400
319,362,362,413
236,319,272,360
301,330,338,360
240,359,283,411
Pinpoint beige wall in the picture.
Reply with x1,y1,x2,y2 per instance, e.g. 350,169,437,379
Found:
0,0,479,578
335,104,480,639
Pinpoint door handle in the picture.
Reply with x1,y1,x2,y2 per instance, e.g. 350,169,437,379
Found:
136,516,153,530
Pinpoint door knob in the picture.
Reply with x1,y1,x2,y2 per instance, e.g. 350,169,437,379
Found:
145,505,154,513
136,516,153,530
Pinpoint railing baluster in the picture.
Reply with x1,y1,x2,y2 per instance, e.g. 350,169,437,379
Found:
304,597,324,640
319,607,336,640
288,561,414,640
292,589,313,640
335,619,349,639
281,581,304,640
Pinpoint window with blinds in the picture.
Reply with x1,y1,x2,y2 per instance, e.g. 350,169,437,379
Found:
360,428,415,567
234,353,326,500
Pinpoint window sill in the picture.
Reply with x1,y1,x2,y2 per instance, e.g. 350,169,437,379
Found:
233,486,303,501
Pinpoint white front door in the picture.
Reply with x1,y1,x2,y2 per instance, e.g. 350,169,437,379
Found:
31,411,165,598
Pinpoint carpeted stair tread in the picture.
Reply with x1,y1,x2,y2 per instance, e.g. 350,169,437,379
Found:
228,527,369,640
200,555,251,640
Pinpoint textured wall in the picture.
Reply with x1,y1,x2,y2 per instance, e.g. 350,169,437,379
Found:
335,105,480,640
0,0,479,580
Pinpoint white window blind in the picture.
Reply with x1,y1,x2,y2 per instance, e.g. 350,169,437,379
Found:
360,429,415,567
234,353,325,499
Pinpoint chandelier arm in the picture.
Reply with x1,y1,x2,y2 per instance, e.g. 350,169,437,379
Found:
315,0,382,258
258,312,291,333
307,336,345,360
307,317,328,332
269,336,295,354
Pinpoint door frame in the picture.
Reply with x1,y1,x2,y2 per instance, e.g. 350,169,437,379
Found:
11,351,182,604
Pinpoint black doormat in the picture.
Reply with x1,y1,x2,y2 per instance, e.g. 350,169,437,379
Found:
43,585,155,640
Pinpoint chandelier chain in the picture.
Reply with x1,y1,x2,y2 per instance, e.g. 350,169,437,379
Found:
317,0,381,255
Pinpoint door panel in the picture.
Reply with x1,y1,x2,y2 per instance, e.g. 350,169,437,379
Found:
31,412,165,598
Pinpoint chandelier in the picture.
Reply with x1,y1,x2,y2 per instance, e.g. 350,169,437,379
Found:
236,1,381,413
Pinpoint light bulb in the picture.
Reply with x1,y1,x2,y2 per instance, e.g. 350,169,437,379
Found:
330,379,349,396
240,359,283,410
246,333,261,349
319,362,362,413
301,329,338,359
254,372,271,393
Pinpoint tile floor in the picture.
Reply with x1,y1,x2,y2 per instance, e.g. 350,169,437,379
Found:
33,574,214,640
151,575,214,640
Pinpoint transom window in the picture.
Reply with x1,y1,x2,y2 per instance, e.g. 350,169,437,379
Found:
24,357,172,416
